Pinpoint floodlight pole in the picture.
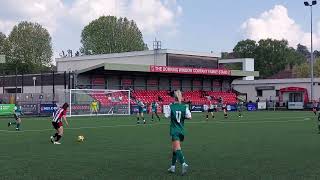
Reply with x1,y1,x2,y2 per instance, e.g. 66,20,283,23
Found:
310,4,314,102
304,1,317,102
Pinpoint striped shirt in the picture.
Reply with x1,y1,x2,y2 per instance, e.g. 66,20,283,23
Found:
52,108,66,123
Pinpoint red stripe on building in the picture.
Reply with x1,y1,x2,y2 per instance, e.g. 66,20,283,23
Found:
150,66,231,76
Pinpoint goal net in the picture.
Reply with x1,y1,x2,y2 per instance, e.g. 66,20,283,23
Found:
69,89,130,117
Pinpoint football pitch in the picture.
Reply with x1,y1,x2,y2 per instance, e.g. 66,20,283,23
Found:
1,111,320,180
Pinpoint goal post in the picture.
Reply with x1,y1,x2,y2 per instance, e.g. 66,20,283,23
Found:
68,89,131,117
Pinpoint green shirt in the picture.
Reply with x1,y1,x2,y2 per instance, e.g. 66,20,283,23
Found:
165,103,192,136
137,100,144,107
237,102,244,110
14,106,22,116
151,102,158,109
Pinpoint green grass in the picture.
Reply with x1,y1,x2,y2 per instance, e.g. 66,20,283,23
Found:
0,111,319,180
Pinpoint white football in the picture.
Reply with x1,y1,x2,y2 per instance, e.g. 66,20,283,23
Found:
77,135,85,142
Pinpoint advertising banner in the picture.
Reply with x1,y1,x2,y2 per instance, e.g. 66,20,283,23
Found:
71,104,91,115
191,105,203,112
40,104,58,114
228,104,237,111
21,103,38,115
0,104,15,116
131,105,147,114
258,102,267,110
247,103,257,111
288,102,304,110
163,105,170,114
150,65,231,76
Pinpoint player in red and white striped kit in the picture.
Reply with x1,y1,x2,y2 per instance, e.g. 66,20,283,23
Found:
50,103,69,145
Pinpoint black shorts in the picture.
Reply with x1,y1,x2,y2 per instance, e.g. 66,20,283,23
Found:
52,122,63,130
208,109,214,112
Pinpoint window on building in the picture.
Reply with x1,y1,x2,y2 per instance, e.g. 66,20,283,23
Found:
257,90,263,97
5,88,22,93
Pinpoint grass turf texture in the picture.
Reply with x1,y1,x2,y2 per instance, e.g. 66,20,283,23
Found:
0,111,319,180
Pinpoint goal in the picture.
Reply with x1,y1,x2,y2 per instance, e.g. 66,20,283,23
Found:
69,89,131,117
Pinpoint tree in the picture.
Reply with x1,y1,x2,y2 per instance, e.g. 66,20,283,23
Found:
293,62,310,78
285,47,305,68
296,44,310,59
314,50,320,59
0,32,6,54
255,39,287,77
233,38,305,78
6,21,53,74
81,16,146,55
315,58,320,77
293,58,320,78
233,39,257,58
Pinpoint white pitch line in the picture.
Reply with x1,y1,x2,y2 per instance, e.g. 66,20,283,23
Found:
215,118,312,124
0,116,314,134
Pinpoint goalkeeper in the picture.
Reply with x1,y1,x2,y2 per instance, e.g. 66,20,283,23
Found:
91,100,99,115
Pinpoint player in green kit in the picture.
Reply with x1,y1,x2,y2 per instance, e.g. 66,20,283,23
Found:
151,101,160,121
136,99,146,124
237,100,244,118
165,90,192,175
8,104,23,131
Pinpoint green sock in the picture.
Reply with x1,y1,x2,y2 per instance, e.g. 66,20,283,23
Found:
171,152,177,166
175,150,185,164
11,122,17,125
16,123,20,129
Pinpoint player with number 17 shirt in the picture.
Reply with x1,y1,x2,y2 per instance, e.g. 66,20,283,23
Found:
165,90,192,175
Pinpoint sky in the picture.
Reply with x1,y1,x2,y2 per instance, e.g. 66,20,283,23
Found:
0,0,320,61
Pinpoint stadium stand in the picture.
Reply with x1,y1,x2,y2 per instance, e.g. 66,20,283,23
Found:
89,90,237,107
130,90,237,105
90,91,130,106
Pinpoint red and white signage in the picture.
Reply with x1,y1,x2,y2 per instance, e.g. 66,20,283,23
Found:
150,65,231,76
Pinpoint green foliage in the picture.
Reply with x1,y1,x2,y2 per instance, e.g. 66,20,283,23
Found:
286,47,305,67
293,58,320,78
233,39,257,58
314,50,320,59
223,63,242,70
5,21,53,74
293,62,310,78
296,44,310,58
314,58,320,77
0,32,6,54
81,16,146,55
233,39,305,78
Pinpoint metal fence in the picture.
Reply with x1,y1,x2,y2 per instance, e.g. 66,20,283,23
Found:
0,91,70,117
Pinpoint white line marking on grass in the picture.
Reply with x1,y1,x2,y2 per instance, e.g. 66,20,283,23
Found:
0,116,313,134
215,118,311,124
